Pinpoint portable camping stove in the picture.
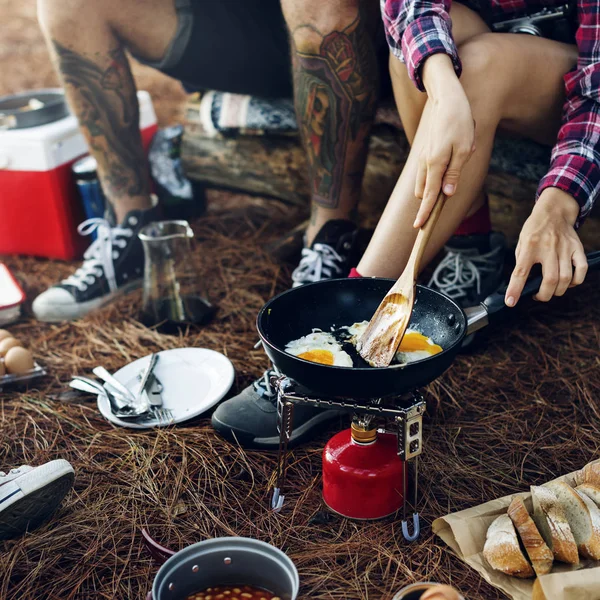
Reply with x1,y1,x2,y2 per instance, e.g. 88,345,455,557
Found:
270,375,425,542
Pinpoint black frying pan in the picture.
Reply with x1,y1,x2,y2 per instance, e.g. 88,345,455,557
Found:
257,251,600,398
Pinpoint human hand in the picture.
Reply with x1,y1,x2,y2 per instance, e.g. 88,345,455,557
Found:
505,188,587,307
413,54,476,228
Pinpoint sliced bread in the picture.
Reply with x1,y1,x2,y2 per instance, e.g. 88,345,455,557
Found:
577,463,600,487
531,485,579,564
483,514,535,578
546,481,600,560
576,483,600,507
507,496,553,575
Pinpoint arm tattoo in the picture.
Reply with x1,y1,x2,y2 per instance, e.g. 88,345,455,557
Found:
293,7,378,208
52,41,149,200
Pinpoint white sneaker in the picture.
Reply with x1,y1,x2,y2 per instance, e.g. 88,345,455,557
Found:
0,459,74,539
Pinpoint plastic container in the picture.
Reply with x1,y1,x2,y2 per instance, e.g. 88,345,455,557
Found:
0,90,157,260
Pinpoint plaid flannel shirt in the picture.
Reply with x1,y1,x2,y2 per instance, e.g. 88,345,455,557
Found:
382,0,600,224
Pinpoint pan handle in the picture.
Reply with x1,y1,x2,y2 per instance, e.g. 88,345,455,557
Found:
466,250,600,334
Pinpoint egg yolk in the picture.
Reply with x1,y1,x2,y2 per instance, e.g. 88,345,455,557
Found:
399,332,442,355
297,349,335,365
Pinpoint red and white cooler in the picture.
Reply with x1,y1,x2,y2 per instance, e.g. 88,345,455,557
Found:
0,90,158,260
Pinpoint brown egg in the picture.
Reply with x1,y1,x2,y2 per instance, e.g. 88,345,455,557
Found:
0,337,21,357
0,329,12,343
4,347,34,374
0,360,5,378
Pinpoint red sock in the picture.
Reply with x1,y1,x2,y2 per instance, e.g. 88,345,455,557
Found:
453,199,491,236
348,268,363,278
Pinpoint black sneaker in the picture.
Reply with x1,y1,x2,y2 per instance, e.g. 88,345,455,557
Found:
291,219,359,287
428,232,506,307
32,202,161,322
211,369,345,449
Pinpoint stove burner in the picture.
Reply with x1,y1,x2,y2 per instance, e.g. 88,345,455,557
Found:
270,376,426,541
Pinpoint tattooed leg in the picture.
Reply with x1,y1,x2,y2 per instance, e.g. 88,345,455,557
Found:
37,0,178,223
282,0,379,244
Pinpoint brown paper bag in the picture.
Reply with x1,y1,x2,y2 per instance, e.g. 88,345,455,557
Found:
432,461,600,600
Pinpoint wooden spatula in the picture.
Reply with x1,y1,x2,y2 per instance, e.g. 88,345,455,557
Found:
357,192,447,367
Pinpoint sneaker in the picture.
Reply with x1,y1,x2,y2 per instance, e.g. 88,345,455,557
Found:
0,459,74,539
291,219,359,287
428,232,506,308
211,369,345,449
32,202,161,322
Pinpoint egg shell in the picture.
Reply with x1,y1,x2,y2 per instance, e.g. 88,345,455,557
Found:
0,360,5,378
0,337,21,357
4,347,34,374
0,329,12,343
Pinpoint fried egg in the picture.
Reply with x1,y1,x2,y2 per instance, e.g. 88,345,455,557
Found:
285,331,353,367
343,321,443,364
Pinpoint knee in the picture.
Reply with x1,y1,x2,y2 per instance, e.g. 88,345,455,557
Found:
282,0,362,52
458,34,507,121
37,0,98,38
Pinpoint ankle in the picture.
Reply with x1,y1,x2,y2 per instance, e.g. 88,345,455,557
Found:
110,195,153,224
306,209,355,246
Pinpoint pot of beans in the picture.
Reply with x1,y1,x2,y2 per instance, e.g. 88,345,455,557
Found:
148,537,299,600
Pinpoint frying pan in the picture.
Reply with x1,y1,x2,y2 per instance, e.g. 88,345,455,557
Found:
257,251,600,399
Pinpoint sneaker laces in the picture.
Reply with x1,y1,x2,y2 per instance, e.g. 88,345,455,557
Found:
291,244,344,286
252,368,280,402
428,245,501,300
62,218,133,293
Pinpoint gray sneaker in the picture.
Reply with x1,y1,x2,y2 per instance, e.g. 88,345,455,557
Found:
0,459,74,539
428,232,506,307
211,369,345,449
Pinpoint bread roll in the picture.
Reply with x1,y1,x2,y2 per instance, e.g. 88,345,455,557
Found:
483,514,534,578
531,485,578,564
507,496,553,575
532,578,547,600
546,481,600,560
576,463,600,487
576,483,600,507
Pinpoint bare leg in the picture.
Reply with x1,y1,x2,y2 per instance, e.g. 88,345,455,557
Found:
37,0,179,223
281,0,380,244
358,33,577,278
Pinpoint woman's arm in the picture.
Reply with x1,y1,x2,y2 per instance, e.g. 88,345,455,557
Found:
505,1,600,305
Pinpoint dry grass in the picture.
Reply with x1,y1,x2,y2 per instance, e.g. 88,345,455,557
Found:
1,193,599,600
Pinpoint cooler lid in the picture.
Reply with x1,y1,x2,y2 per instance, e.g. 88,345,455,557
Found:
0,263,26,310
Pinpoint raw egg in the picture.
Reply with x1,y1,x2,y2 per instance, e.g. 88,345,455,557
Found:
0,337,21,357
4,347,34,374
285,331,353,367
0,329,12,343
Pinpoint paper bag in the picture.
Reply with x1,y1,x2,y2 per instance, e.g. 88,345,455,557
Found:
432,461,600,600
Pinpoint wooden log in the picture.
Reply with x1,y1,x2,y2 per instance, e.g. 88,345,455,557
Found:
182,115,600,251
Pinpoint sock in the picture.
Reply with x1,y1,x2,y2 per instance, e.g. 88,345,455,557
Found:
348,268,363,278
453,199,491,237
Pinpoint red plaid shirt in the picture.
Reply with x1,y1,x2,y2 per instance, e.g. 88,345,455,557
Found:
382,0,599,224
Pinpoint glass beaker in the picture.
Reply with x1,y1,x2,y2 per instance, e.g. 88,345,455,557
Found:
139,220,215,333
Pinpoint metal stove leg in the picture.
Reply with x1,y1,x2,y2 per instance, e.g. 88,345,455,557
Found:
401,456,420,542
271,398,294,512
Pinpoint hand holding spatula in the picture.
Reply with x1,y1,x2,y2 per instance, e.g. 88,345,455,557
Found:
357,192,447,367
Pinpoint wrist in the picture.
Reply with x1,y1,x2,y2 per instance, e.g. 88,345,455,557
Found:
536,188,580,225
422,53,461,102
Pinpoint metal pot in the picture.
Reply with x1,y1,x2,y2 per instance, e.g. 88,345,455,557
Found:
0,89,69,130
149,537,299,600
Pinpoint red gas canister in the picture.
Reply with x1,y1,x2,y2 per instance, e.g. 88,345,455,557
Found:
322,423,406,520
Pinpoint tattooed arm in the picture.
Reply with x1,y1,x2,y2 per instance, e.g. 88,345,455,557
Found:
51,41,151,220
282,0,379,239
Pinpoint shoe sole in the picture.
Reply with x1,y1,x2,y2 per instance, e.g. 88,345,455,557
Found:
212,409,345,450
33,279,142,323
0,460,74,540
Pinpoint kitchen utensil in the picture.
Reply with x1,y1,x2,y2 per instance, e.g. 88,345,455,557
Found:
148,537,299,600
358,192,446,368
93,366,138,403
96,349,235,429
139,221,215,333
0,263,26,326
138,353,159,399
257,251,600,399
69,377,133,415
392,583,464,600
0,89,68,130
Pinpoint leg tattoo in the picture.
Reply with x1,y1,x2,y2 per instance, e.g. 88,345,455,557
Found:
52,41,150,201
292,6,378,209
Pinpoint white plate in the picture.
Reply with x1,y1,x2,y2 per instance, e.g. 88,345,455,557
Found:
97,348,234,429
